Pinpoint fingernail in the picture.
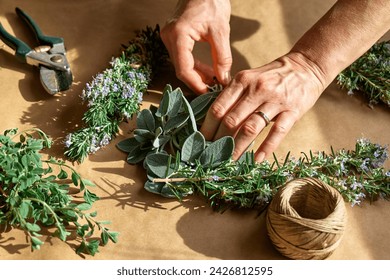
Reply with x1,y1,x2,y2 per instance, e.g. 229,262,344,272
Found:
223,71,231,85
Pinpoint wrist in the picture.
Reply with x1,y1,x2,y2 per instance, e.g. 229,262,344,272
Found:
283,51,328,93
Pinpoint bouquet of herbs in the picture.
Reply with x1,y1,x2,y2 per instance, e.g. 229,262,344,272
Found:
64,25,168,163
337,40,390,107
0,128,118,255
117,85,390,211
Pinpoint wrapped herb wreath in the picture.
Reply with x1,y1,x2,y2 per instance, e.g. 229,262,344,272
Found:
337,40,390,107
117,86,390,211
0,128,118,256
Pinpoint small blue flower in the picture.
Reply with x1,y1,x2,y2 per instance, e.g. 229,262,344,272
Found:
64,134,72,148
99,134,111,147
211,175,220,181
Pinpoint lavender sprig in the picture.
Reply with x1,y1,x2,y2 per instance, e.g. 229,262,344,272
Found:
64,26,168,162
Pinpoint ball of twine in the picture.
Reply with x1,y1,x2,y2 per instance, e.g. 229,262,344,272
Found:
266,177,347,260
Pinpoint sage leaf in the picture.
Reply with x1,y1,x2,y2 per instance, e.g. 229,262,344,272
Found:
116,137,140,153
144,181,165,194
190,91,219,121
181,95,197,133
167,87,184,117
156,88,170,117
152,135,170,149
137,109,155,131
181,131,206,163
164,113,189,133
145,153,174,178
144,181,176,198
134,129,155,142
199,136,234,167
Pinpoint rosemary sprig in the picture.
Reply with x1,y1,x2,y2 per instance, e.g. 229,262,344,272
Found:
0,128,118,255
337,40,390,107
64,25,168,162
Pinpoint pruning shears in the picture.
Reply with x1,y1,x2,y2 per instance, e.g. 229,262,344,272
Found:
0,7,73,94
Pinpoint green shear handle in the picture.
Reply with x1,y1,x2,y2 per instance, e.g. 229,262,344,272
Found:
0,7,64,62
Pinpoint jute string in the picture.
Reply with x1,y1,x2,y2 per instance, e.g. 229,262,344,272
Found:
266,178,347,260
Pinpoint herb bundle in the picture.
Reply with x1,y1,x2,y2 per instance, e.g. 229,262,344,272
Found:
64,25,168,162
337,40,390,107
0,128,118,255
118,86,390,211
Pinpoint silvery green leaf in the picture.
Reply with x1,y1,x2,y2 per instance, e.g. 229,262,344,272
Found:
155,126,163,138
172,127,192,150
137,109,155,131
124,142,149,164
190,91,219,121
155,88,170,117
160,185,177,198
134,129,155,142
152,135,170,149
144,181,165,195
116,137,139,153
181,95,197,133
163,84,173,94
144,181,177,198
167,87,184,117
181,131,205,163
145,153,174,178
164,113,189,132
199,136,234,167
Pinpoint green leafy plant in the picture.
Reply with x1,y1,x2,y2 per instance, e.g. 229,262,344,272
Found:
118,86,390,211
0,128,118,255
337,40,390,107
64,25,168,163
116,84,222,164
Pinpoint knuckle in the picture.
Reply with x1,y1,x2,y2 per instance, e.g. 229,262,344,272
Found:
272,123,289,137
240,122,260,138
234,70,250,83
209,102,227,120
222,114,240,130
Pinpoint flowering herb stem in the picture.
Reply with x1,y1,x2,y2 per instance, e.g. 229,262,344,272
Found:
337,40,390,107
64,25,168,162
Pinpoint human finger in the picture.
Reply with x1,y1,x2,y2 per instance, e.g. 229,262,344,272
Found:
209,28,232,86
254,111,297,162
231,107,276,160
200,79,245,140
194,59,216,86
163,31,209,94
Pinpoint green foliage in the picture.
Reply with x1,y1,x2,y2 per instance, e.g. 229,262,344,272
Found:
116,84,221,164
0,128,118,255
337,40,390,107
64,25,169,163
118,86,390,211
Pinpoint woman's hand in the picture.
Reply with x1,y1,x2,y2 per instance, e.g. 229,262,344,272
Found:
200,52,326,162
160,0,232,94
